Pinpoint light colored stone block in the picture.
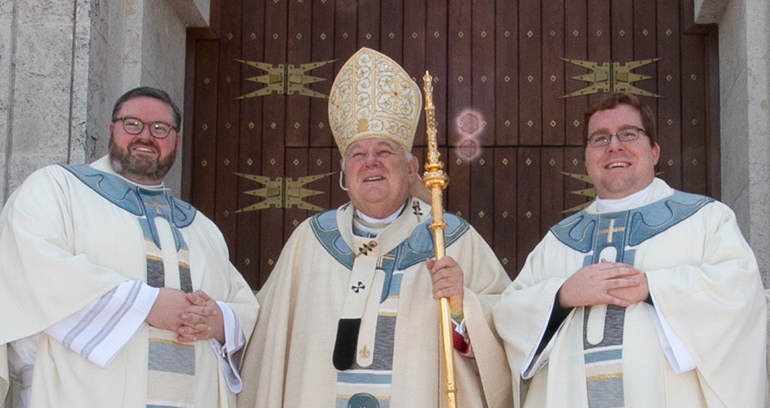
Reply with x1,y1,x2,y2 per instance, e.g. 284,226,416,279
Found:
0,0,14,204
694,0,729,24
166,0,209,27
12,23,73,155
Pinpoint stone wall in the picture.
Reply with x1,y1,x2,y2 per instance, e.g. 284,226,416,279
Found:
0,0,207,204
698,0,770,285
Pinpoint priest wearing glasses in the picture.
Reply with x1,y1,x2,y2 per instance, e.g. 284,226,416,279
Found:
0,87,258,407
494,92,768,408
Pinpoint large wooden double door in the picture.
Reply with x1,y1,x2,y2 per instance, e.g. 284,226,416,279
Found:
184,0,718,290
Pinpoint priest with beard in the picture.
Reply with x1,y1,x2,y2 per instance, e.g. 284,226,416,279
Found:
0,87,258,408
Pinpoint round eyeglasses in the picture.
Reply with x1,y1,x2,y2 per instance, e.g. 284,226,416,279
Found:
587,126,647,148
114,117,178,139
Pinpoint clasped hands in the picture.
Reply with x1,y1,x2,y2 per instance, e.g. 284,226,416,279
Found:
146,288,225,344
558,260,649,308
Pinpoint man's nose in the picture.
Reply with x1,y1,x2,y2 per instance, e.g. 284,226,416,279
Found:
363,152,378,165
606,133,625,151
135,125,154,139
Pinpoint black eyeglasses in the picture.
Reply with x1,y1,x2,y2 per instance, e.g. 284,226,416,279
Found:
114,117,178,139
587,126,647,148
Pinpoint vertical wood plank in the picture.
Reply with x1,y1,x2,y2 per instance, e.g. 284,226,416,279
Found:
542,0,565,146
235,0,266,288
284,148,309,241
472,0,495,147
381,0,404,62
358,0,380,48
470,148,494,246
587,0,610,105
540,148,564,236
214,0,244,262
494,148,518,279
447,148,471,222
564,0,588,146
564,147,591,213
656,0,682,190
680,33,707,195
495,0,518,146
307,148,334,211
632,0,657,100
447,0,472,147
519,0,542,145
330,148,349,208
192,40,220,219
335,0,359,79
259,0,288,287
310,0,336,147
403,0,426,147
517,147,541,272
611,0,633,63
426,0,448,146
705,29,720,199
285,0,313,148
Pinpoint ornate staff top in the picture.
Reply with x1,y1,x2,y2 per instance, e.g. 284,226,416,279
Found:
422,71,448,192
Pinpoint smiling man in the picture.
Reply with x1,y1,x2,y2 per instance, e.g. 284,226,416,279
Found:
0,87,258,407
494,92,768,407
238,47,512,408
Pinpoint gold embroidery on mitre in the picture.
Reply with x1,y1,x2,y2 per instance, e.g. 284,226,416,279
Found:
357,118,369,133
328,47,422,155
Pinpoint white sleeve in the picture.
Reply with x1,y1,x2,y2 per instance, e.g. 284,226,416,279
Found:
648,290,696,374
208,300,247,393
43,280,159,368
521,300,557,379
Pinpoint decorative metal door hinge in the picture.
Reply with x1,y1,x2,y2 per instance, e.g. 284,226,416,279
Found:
234,172,334,212
235,59,335,99
561,58,661,98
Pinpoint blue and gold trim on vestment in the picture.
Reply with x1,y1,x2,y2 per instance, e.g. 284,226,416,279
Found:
60,163,197,251
310,208,469,302
549,190,712,408
550,190,713,254
311,205,470,408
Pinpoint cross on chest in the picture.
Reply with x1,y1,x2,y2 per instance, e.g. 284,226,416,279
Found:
597,218,625,243
357,241,377,256
144,197,169,215
412,200,423,216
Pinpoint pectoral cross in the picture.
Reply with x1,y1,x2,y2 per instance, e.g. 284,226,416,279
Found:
144,197,169,215
597,218,625,243
358,241,377,256
412,200,423,217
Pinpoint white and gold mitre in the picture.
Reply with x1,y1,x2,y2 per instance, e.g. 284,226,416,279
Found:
328,47,422,155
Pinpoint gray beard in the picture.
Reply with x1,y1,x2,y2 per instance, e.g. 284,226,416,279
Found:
109,136,176,184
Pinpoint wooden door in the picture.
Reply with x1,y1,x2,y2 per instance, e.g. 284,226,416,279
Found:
184,0,718,290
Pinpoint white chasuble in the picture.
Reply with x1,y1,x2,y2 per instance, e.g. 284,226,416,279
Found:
0,156,258,408
494,178,768,408
238,197,513,408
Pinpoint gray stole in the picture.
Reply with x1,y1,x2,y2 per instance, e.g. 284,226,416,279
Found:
310,198,469,408
550,190,713,408
61,164,198,407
